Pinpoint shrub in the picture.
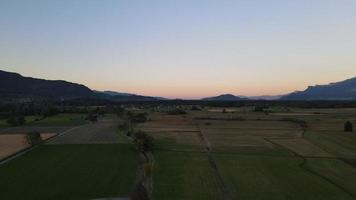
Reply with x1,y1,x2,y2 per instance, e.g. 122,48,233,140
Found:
6,115,26,126
191,106,201,111
131,113,148,123
85,112,98,123
254,106,268,112
134,131,154,152
130,182,149,200
344,121,353,132
167,108,186,115
26,131,42,146
116,107,126,117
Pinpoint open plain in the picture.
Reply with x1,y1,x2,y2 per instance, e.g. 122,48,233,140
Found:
1,107,356,199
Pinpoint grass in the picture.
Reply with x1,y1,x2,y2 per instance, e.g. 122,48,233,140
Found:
0,119,9,128
148,109,356,199
214,154,355,200
270,138,331,157
305,131,356,159
306,158,356,197
152,150,221,200
0,144,137,200
0,114,88,128
26,113,87,126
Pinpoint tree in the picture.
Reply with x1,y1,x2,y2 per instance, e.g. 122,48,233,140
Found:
134,131,154,152
254,106,268,112
118,120,133,136
6,114,26,126
126,112,148,123
116,107,126,118
85,112,98,123
130,182,149,200
26,131,42,146
167,108,186,115
191,106,201,111
344,121,353,132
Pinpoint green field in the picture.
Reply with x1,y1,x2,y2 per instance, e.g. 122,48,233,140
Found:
306,158,356,197
153,150,221,200
305,131,356,158
2,107,356,199
26,113,88,126
0,119,8,128
146,108,356,200
215,154,355,200
0,144,137,200
0,114,88,128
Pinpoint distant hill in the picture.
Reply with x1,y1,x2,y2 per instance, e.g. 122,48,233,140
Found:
0,70,93,99
0,70,164,102
281,77,356,100
94,90,165,101
202,94,245,101
247,95,283,100
95,90,133,97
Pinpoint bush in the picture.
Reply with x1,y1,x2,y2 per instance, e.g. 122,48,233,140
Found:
132,113,148,123
40,106,59,117
254,106,268,112
85,112,98,123
118,120,133,135
191,106,201,111
26,131,42,146
116,107,126,117
344,121,353,132
167,108,186,115
6,115,26,126
134,131,154,152
130,182,149,200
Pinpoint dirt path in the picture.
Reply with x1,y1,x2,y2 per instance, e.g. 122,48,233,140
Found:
195,123,231,200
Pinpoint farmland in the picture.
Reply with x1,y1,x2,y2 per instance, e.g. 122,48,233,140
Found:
1,106,356,200
0,115,137,200
0,144,137,200
137,107,356,200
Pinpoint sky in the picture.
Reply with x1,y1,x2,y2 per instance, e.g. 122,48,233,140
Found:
1,0,356,99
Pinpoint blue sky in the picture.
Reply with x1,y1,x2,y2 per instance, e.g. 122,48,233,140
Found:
1,0,356,99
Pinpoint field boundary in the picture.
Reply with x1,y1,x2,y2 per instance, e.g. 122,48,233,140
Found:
196,123,232,200
0,126,83,165
265,137,356,199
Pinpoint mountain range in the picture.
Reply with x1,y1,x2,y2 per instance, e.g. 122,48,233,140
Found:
281,77,356,100
0,70,161,101
202,94,245,101
1,69,356,101
0,70,92,99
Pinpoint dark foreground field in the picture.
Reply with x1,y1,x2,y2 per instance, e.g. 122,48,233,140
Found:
1,107,356,200
138,107,356,200
0,144,137,200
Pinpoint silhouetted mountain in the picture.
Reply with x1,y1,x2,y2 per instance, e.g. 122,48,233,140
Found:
202,94,244,101
281,77,356,100
94,90,165,101
0,70,93,100
0,70,167,102
94,90,133,96
247,95,283,100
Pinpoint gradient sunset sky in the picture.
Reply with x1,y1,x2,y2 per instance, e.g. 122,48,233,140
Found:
1,0,356,99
